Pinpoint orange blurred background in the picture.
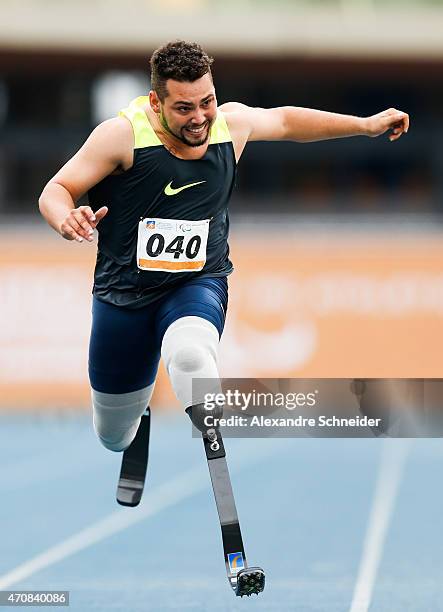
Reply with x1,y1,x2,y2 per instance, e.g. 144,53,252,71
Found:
1,225,441,410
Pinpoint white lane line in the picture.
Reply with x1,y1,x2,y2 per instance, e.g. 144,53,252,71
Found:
349,439,412,612
0,439,282,590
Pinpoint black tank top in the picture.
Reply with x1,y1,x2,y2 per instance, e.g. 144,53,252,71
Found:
88,96,236,308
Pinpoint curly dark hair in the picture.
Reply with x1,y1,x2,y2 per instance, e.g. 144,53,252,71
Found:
150,40,214,101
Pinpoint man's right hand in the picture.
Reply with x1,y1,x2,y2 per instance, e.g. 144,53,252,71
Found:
60,205,108,242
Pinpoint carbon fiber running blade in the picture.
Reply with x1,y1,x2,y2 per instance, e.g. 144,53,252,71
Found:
202,433,265,597
117,410,150,507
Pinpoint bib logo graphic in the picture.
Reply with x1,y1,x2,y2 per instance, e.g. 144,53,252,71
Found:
164,180,206,196
227,552,245,574
146,220,155,230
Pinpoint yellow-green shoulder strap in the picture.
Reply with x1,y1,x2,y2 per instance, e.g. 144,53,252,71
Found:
119,96,162,149
209,111,232,144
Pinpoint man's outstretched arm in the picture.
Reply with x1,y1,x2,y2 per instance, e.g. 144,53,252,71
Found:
221,102,409,145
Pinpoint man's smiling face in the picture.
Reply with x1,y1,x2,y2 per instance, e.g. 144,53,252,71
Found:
150,72,217,147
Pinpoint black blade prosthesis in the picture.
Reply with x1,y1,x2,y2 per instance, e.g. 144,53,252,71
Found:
187,403,265,597
116,409,151,507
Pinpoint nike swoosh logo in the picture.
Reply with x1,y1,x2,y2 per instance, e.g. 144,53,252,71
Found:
164,180,206,196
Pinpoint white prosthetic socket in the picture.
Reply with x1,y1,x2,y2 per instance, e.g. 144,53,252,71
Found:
161,316,222,428
91,384,155,452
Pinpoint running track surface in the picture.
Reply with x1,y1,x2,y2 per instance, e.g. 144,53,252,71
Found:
0,412,441,612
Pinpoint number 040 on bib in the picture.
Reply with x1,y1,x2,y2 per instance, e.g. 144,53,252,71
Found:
137,217,210,273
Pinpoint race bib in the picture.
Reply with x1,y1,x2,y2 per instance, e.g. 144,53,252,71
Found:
137,217,210,273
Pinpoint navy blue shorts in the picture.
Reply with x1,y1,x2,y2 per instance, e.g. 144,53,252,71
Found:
88,276,228,394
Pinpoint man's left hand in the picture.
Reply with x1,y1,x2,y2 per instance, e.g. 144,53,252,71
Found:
364,108,410,142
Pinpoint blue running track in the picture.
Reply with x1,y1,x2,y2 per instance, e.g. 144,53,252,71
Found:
0,412,441,611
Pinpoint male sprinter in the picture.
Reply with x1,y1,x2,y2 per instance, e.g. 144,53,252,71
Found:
39,40,409,595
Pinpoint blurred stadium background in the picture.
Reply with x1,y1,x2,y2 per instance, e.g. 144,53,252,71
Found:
1,0,443,410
